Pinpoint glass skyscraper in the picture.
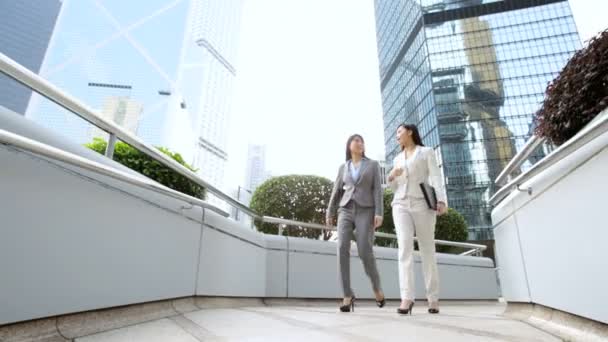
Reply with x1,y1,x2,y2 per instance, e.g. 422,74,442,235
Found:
21,0,242,194
0,0,61,115
374,0,580,239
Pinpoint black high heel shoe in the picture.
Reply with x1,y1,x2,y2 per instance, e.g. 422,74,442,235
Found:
376,296,386,308
339,296,355,313
397,301,414,315
428,302,439,314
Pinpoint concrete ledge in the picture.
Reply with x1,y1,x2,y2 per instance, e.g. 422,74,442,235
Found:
0,317,68,342
0,297,272,342
56,301,177,340
193,297,265,309
504,302,608,342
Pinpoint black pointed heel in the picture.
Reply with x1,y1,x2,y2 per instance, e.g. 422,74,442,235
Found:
339,296,355,313
376,297,386,308
397,301,414,315
428,301,439,314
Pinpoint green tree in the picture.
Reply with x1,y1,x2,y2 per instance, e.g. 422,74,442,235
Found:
250,175,333,240
85,138,205,199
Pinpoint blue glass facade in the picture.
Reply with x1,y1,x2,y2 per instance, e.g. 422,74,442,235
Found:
0,0,61,115
375,0,581,239
16,0,241,192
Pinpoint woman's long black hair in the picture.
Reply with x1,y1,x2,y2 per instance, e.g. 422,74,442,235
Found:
345,134,367,161
398,123,424,150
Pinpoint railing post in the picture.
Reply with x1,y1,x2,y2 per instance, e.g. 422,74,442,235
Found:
106,133,117,159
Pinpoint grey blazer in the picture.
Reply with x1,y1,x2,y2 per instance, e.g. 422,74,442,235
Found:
327,158,384,218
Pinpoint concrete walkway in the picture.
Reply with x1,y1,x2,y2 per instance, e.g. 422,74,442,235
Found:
74,301,560,342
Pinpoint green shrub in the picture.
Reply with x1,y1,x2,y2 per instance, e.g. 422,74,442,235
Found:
435,208,468,253
250,175,333,240
85,138,205,199
534,29,608,146
376,188,397,247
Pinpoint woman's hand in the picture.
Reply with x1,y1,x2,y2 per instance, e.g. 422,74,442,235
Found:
374,215,383,229
436,202,447,216
391,167,404,178
326,215,336,227
388,167,404,182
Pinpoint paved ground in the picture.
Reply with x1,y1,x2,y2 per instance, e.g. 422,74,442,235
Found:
74,301,561,342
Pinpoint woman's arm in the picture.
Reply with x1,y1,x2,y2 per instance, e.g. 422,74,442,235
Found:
426,148,447,206
387,156,401,191
327,164,344,221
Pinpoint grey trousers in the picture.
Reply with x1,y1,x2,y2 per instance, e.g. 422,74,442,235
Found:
337,201,382,297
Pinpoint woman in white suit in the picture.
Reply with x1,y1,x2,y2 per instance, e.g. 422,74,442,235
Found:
387,124,447,315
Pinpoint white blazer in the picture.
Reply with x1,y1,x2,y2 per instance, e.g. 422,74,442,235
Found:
387,146,447,206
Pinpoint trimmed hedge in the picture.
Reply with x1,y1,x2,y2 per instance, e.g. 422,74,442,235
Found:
86,138,205,199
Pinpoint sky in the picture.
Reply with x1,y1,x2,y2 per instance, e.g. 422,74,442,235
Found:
225,0,608,189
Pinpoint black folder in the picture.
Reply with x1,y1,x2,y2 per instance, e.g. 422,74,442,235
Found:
419,183,437,210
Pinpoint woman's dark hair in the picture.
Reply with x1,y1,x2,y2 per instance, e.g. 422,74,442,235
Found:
398,123,424,149
345,134,367,161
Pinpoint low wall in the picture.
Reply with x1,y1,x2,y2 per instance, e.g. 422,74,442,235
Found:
493,110,608,324
0,111,499,325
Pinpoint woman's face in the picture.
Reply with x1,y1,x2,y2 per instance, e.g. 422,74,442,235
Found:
349,136,365,155
396,126,412,146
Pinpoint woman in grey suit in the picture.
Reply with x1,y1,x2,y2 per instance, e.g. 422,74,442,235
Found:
387,124,447,315
326,134,385,312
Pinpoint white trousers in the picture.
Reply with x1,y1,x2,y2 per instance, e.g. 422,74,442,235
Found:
392,198,439,302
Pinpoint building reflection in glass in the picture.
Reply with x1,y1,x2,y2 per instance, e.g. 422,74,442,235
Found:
375,0,581,239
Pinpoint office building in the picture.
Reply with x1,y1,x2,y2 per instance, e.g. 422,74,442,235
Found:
374,0,580,239
245,144,269,192
88,94,143,141
0,0,61,115
24,0,242,195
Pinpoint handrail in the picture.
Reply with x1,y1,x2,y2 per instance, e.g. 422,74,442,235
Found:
0,129,229,217
494,135,545,186
490,108,608,205
374,231,487,255
0,52,258,219
1,53,486,257
261,216,487,256
261,216,328,231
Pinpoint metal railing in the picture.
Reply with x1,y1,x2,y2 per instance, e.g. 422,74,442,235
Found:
491,108,608,206
260,217,487,256
494,135,545,186
0,129,229,217
0,52,487,257
0,52,258,219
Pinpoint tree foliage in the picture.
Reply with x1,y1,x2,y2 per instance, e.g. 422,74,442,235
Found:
435,208,468,253
534,29,608,146
249,175,333,240
376,188,397,247
86,138,205,199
